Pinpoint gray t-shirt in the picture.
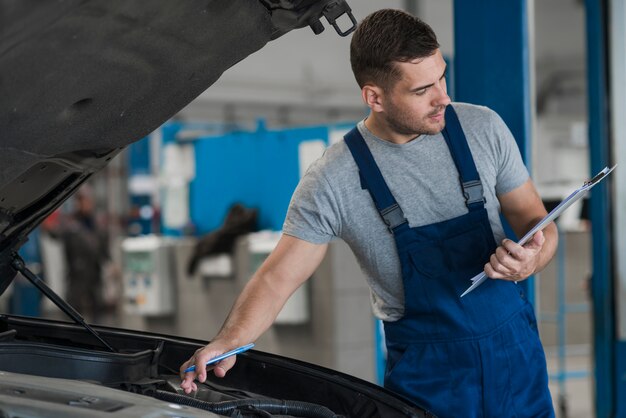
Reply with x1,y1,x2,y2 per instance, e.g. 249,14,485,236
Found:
283,102,529,321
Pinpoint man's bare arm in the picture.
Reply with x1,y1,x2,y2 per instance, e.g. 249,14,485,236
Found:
180,234,328,393
487,179,558,281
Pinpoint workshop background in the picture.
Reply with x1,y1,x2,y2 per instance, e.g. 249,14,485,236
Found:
2,0,625,417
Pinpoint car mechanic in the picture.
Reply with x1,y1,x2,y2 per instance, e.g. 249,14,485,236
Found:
180,9,558,417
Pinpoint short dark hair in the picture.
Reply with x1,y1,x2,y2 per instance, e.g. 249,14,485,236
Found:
350,9,440,90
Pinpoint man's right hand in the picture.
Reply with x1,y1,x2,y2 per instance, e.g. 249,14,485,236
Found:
179,342,237,394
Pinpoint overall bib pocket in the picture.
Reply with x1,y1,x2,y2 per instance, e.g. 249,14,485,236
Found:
443,223,493,274
404,240,448,280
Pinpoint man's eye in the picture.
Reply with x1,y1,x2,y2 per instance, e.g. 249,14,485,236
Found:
415,89,427,96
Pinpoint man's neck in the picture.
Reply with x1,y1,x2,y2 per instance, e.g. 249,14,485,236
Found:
363,115,420,145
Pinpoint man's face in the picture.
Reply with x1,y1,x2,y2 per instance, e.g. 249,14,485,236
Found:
77,194,95,215
380,49,450,136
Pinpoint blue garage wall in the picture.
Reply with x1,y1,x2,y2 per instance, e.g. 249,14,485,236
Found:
189,124,336,234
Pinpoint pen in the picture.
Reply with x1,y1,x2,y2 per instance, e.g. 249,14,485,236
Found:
183,343,255,373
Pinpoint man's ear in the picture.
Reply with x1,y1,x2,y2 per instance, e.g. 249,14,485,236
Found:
361,85,385,113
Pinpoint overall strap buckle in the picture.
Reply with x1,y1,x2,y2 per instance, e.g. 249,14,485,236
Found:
462,180,486,207
381,203,407,233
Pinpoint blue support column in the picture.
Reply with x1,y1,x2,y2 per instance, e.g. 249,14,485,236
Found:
585,0,615,416
452,0,534,301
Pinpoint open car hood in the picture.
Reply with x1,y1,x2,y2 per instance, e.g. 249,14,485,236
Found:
0,0,355,294
0,315,432,417
0,3,436,416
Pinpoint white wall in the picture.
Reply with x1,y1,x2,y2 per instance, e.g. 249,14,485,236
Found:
533,0,589,198
179,1,454,125
193,1,401,109
417,0,453,56
534,0,586,64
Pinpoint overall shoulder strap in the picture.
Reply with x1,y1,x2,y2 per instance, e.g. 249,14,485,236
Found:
344,127,408,233
440,105,486,211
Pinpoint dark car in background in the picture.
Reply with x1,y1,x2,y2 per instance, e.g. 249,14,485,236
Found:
0,1,432,417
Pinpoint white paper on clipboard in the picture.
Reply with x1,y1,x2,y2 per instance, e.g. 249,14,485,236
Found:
460,165,617,298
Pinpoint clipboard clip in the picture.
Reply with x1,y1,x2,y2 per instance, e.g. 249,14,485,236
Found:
584,164,617,187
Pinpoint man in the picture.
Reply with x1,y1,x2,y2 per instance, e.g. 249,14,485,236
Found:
181,9,557,417
44,185,110,322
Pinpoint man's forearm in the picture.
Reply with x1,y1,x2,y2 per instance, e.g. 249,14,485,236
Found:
179,236,327,391
209,236,327,347
213,271,291,347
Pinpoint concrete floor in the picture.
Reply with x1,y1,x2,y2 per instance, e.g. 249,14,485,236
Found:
546,349,593,418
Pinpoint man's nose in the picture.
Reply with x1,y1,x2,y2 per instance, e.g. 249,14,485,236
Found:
433,83,451,107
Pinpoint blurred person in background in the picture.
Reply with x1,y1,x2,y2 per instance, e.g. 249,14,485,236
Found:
43,184,113,323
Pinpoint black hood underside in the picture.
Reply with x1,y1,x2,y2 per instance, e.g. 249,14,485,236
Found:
1,0,275,186
0,0,275,250
0,0,277,261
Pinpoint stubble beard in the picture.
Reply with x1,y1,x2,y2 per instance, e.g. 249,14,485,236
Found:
385,104,447,137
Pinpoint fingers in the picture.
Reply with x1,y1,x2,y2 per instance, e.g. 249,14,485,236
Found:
484,258,514,280
179,358,198,394
485,240,519,279
530,230,545,247
179,351,201,394
179,344,239,394
213,356,237,378
485,232,546,281
180,376,197,394
485,251,515,278
494,245,516,270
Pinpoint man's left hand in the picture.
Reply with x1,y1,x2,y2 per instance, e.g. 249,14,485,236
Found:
484,230,545,282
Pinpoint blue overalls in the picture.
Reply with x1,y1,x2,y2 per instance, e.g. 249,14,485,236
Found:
344,105,554,417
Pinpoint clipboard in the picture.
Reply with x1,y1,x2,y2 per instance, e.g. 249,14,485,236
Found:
460,165,617,297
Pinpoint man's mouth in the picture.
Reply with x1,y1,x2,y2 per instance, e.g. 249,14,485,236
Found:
428,111,444,121
427,106,446,121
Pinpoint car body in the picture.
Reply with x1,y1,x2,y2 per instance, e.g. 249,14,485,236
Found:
0,1,432,417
